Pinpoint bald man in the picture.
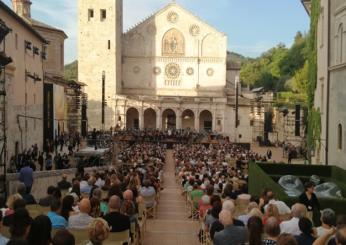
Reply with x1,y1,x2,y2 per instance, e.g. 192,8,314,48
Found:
280,203,307,236
103,195,130,232
68,198,94,229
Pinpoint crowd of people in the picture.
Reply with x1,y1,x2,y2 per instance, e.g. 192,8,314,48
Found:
175,141,346,245
9,132,82,173
6,129,346,245
0,140,166,245
113,129,205,143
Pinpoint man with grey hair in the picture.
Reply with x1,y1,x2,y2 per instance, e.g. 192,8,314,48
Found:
280,203,307,235
317,209,336,237
313,225,346,245
213,210,248,245
16,183,36,204
103,195,130,232
210,200,244,239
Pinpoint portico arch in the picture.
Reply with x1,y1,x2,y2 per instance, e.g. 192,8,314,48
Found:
199,110,212,132
162,109,176,130
144,108,157,129
182,109,195,129
126,107,139,129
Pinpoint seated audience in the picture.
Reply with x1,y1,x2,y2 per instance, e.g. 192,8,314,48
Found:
140,180,156,208
316,209,336,237
39,186,56,207
280,203,307,236
58,174,72,190
3,199,27,227
86,218,110,245
238,202,259,225
0,212,8,244
68,198,94,229
213,210,248,245
263,217,281,245
27,215,52,245
277,233,298,245
60,195,77,222
47,198,68,229
103,195,130,232
247,216,263,245
9,208,32,240
4,194,22,217
263,204,280,225
16,183,36,205
52,229,75,245
294,217,316,245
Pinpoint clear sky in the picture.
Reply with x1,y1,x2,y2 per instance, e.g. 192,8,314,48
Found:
3,0,310,64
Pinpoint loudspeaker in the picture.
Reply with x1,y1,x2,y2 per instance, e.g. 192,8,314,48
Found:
295,104,301,136
264,112,273,133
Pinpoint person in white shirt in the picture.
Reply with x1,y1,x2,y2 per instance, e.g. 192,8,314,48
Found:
264,192,291,216
280,203,307,236
316,208,336,237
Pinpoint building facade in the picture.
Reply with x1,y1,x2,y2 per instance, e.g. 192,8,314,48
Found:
303,0,346,168
0,1,46,161
78,1,252,142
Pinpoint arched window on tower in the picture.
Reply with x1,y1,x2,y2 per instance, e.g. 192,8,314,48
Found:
338,123,343,150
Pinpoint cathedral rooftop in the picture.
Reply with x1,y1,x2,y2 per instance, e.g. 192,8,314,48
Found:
124,1,225,36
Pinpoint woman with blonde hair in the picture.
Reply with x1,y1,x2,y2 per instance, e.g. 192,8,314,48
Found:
5,194,22,216
86,218,110,245
263,204,280,225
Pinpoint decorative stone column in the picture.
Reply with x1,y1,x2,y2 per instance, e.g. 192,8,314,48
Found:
176,109,182,130
212,109,217,132
139,108,144,130
194,110,200,132
156,108,162,130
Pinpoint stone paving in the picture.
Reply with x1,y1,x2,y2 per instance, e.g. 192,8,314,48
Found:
143,150,200,245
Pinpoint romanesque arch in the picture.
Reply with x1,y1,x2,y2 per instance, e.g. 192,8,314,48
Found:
144,108,157,129
126,107,139,129
162,28,185,56
162,109,176,130
182,109,195,129
199,110,213,132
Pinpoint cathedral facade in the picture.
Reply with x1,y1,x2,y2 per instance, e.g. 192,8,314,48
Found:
79,0,252,142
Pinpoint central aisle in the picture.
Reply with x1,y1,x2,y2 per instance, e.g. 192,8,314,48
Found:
143,150,200,245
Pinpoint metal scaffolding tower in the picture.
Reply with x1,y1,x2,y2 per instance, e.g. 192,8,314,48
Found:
0,18,12,198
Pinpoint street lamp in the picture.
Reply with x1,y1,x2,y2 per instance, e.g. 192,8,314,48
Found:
235,76,240,142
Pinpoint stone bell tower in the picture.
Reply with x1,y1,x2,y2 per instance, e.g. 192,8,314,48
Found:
78,0,123,130
12,0,32,19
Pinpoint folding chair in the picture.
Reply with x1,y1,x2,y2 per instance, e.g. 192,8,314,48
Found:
142,194,157,219
104,229,131,245
137,203,147,232
68,229,89,245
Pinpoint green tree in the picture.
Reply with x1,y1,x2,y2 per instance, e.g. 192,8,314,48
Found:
291,61,309,96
